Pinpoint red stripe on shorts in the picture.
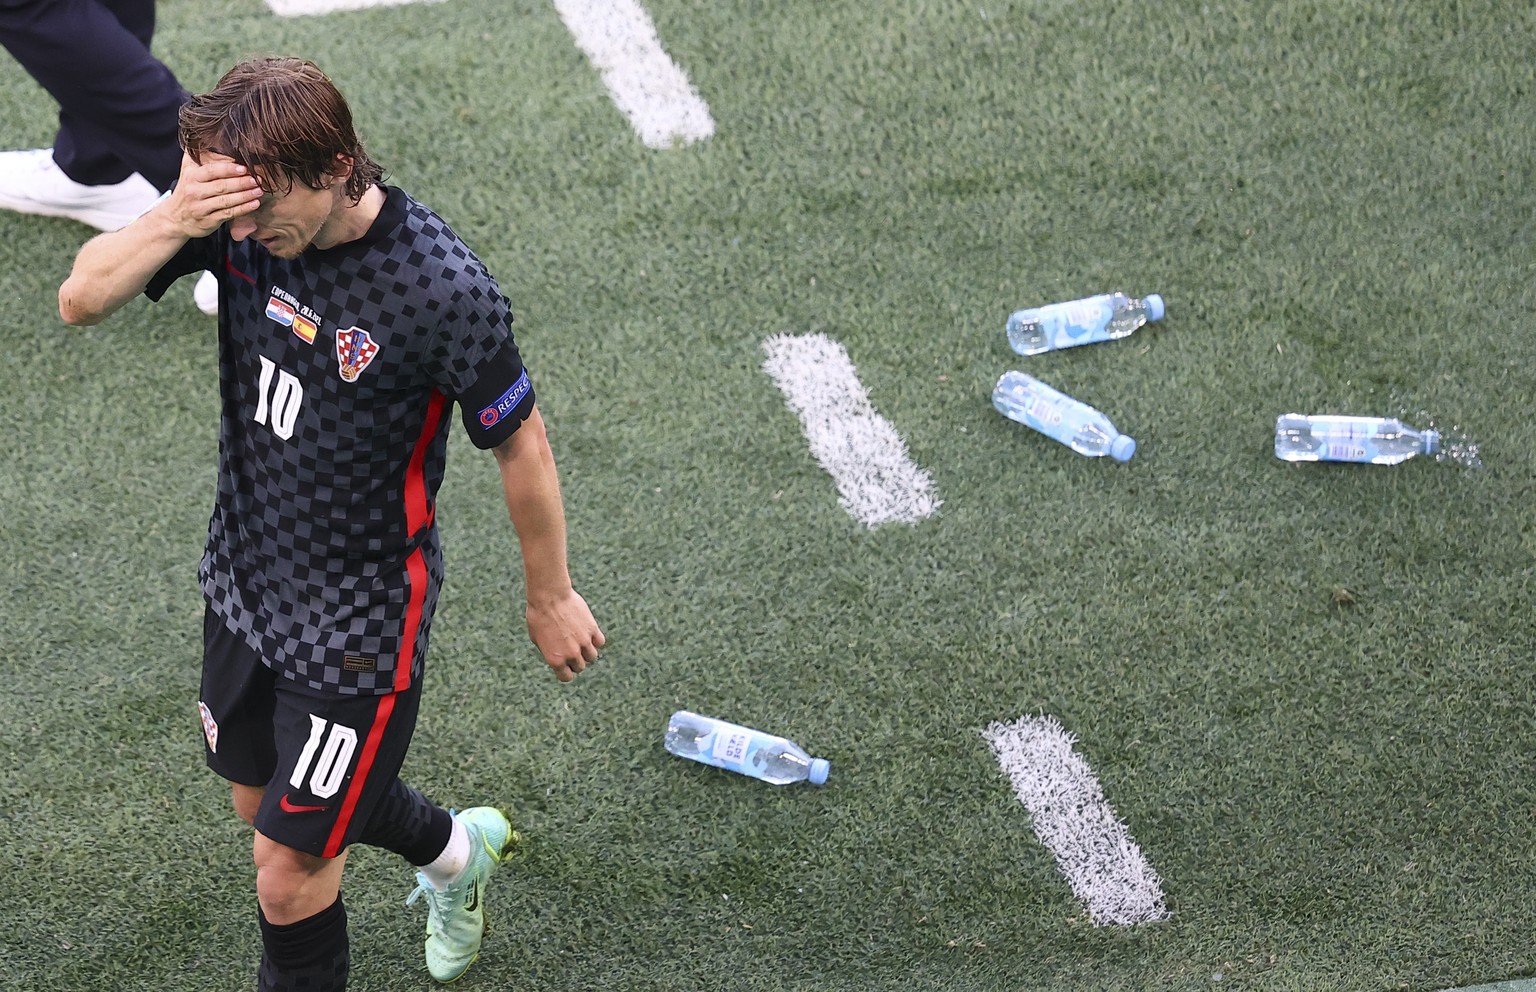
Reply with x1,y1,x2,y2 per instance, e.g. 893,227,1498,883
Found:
320,391,445,858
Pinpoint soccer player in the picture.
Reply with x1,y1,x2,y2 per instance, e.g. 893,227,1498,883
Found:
58,56,605,991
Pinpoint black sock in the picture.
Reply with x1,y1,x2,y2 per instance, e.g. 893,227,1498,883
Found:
256,896,350,992
357,778,453,866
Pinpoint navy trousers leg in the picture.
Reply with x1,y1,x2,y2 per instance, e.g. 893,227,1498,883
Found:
0,0,185,189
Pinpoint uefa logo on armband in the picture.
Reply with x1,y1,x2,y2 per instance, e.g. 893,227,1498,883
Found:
476,371,531,429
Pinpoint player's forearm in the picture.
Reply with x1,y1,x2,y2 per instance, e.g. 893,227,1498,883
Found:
493,409,576,603
503,466,575,603
513,513,574,605
58,208,189,326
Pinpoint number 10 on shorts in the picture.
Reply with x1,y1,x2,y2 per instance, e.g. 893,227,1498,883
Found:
291,715,358,799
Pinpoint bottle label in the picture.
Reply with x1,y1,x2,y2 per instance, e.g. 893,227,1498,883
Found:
1024,394,1066,427
711,729,752,767
1308,417,1377,461
1323,443,1369,461
1040,296,1113,348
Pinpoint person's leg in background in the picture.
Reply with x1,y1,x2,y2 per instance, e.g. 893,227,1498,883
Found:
0,0,217,312
0,0,182,222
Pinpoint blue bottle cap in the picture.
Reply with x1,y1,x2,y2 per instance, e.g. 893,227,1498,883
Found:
1110,435,1136,462
809,758,830,785
1423,429,1441,455
1146,294,1165,321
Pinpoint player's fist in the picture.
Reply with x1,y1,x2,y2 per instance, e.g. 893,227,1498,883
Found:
526,590,605,683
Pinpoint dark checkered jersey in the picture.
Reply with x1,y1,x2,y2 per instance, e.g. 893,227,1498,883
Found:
147,186,535,695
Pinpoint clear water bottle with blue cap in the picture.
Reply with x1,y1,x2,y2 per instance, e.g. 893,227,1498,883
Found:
1274,414,1441,465
992,371,1136,461
1007,291,1166,356
664,711,830,786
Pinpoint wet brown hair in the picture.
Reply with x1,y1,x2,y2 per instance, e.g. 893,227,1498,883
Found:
179,56,383,203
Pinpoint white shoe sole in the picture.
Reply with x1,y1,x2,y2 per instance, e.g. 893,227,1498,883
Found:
0,174,159,232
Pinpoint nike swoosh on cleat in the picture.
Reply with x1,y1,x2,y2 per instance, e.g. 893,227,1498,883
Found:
465,879,480,912
279,794,330,814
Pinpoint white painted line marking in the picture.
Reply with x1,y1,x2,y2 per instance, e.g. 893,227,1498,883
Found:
983,714,1169,926
552,0,715,148
264,0,439,15
761,333,941,528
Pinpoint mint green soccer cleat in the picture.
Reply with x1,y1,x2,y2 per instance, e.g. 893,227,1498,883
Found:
406,807,520,983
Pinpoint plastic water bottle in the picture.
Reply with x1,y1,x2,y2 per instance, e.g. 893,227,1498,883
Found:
1007,292,1166,355
992,371,1136,462
1274,414,1441,465
664,711,830,786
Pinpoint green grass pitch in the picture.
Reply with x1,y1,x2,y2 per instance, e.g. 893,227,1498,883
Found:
1,1,1534,989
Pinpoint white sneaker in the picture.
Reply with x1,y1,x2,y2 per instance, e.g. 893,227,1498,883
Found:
193,270,219,316
0,148,159,232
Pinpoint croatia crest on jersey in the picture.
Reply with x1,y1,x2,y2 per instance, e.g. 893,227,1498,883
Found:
336,326,381,382
198,700,219,753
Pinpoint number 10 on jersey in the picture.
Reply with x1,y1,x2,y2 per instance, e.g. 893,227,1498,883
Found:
255,355,304,440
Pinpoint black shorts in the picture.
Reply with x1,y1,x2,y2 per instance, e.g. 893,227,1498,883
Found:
199,607,424,859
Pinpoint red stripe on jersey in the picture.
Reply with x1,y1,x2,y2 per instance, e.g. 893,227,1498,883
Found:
395,389,444,693
320,392,447,857
223,252,256,285
405,389,446,535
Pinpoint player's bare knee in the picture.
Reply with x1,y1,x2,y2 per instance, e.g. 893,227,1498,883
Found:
252,833,347,923
256,876,323,925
